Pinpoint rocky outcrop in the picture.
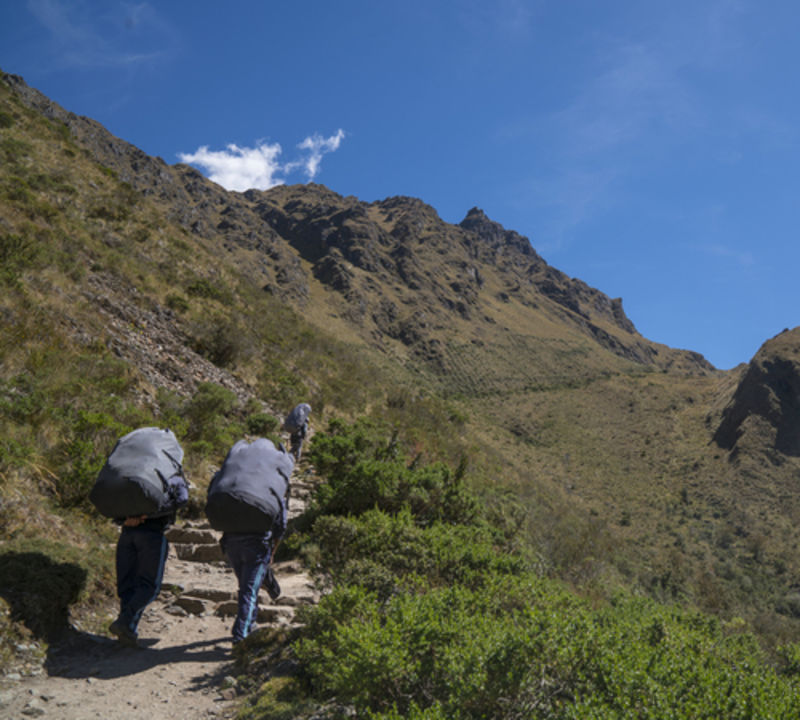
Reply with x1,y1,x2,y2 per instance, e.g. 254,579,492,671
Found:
713,328,800,456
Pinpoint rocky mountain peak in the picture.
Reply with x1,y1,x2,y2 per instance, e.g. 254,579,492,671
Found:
459,206,538,259
713,328,800,457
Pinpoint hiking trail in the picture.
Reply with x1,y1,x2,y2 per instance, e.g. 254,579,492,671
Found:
0,467,320,719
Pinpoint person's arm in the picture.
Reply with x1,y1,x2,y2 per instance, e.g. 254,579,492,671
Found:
166,472,189,509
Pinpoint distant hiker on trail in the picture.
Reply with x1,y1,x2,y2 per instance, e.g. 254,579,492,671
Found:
204,438,292,645
89,427,189,648
284,402,311,461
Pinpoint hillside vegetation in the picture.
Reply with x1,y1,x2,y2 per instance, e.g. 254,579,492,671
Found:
3,69,800,715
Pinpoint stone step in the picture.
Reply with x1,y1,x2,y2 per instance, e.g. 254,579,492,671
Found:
173,596,214,615
214,600,296,625
183,587,236,602
167,527,220,544
268,572,320,606
272,560,305,574
173,543,224,563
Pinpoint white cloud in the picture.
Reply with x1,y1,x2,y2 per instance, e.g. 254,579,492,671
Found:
295,129,346,179
179,130,346,192
178,142,284,192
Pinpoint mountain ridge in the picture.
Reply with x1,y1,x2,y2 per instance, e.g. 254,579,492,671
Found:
3,72,712,381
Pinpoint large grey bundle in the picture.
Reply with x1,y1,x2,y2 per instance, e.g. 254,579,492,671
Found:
205,438,293,533
90,427,184,519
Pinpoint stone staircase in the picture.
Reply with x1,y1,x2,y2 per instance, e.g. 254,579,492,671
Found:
159,467,320,628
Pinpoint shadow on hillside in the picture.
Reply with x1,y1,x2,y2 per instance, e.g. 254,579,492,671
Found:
0,551,87,640
44,628,233,686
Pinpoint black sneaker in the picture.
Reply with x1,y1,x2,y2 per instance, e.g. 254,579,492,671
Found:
109,619,138,648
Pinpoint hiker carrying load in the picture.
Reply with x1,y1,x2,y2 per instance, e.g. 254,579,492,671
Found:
205,437,293,645
283,402,311,461
90,427,189,647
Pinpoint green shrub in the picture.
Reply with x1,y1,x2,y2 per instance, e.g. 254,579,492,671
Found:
307,419,478,526
190,316,250,367
54,410,131,508
294,580,800,719
0,233,39,284
246,412,279,435
253,417,800,718
0,136,31,164
155,388,190,438
186,277,232,304
183,382,243,457
312,508,524,589
165,293,189,313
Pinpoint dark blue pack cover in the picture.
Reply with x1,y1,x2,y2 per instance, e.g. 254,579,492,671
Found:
205,438,293,533
90,427,184,519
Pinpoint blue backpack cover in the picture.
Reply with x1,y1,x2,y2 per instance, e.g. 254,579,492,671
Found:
90,427,184,519
205,438,293,533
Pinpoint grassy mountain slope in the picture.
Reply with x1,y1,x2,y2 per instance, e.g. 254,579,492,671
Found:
3,67,800,683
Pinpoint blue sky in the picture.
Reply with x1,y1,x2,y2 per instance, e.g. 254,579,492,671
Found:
2,0,799,370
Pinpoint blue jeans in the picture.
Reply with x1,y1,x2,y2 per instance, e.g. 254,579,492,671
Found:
221,533,272,643
115,524,168,635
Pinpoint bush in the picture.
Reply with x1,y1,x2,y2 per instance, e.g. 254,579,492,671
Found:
295,581,800,719
308,419,478,526
247,417,800,718
312,509,522,589
190,316,250,367
186,278,232,304
54,411,131,508
246,412,279,435
0,233,39,284
183,382,243,457
165,293,189,313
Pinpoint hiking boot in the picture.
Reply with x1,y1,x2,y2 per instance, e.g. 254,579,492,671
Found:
109,619,138,648
264,567,281,601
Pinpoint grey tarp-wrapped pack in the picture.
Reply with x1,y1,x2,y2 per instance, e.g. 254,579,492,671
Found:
205,438,294,533
90,427,184,519
283,403,311,432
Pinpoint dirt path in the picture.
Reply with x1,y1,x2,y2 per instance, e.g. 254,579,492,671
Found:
0,469,319,720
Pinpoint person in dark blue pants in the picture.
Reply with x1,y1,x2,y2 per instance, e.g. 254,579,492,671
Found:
109,472,188,647
221,493,287,645
220,533,273,643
